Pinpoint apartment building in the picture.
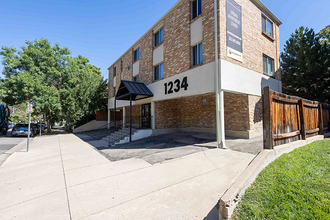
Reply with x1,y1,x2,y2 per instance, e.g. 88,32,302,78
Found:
107,0,282,140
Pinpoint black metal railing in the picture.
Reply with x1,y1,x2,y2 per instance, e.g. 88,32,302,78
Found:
110,115,152,146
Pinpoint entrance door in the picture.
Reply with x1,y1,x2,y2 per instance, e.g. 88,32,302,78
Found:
141,103,151,128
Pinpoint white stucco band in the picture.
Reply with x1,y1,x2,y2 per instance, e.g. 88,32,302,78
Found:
221,59,282,95
108,59,281,109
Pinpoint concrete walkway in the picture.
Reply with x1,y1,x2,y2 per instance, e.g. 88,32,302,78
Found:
0,134,255,220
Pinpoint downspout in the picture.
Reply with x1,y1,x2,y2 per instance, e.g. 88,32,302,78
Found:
214,0,227,148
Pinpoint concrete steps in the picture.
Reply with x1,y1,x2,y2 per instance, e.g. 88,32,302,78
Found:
102,127,139,145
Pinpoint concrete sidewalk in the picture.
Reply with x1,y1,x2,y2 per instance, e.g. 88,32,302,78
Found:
0,134,255,220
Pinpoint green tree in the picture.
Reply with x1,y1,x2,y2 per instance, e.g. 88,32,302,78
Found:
1,39,68,132
1,39,108,132
60,56,107,125
281,26,330,103
318,25,330,45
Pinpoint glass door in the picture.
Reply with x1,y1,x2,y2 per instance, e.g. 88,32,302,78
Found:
141,103,151,128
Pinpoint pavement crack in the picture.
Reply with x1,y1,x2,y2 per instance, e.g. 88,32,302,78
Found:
58,136,73,220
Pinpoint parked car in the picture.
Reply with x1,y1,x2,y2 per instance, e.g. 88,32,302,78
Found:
7,122,15,129
11,123,36,137
35,122,45,133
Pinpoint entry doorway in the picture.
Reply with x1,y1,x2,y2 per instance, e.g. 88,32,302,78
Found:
141,103,151,128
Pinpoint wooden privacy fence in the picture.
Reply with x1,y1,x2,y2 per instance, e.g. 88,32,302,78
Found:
96,111,108,121
262,86,330,149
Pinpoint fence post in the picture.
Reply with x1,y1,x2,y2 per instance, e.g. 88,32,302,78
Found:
328,104,330,128
298,99,306,140
262,86,273,149
318,104,324,135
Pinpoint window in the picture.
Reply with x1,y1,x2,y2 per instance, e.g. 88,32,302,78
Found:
121,61,123,72
154,63,164,81
134,75,139,82
192,0,202,20
128,65,131,70
263,55,274,77
134,48,139,61
114,67,116,77
192,42,203,66
262,16,273,37
113,87,116,97
154,27,164,47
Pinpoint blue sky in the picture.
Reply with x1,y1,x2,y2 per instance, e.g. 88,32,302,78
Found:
1,0,329,80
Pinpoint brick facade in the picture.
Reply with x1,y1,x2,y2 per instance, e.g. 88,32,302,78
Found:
108,0,280,87
248,95,263,132
107,0,281,138
219,0,281,80
154,92,256,133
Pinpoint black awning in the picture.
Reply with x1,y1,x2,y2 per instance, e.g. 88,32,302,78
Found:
115,80,154,101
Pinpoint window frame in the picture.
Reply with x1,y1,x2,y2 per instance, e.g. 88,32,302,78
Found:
263,55,274,77
133,75,139,82
192,42,203,67
134,48,140,62
154,27,164,47
192,0,202,20
154,62,164,81
262,16,273,38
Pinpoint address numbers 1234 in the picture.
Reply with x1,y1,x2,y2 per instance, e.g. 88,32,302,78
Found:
164,76,188,95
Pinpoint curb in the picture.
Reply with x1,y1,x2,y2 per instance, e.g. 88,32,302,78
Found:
218,135,324,220
0,137,36,167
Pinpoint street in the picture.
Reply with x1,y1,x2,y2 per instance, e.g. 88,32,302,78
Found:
0,129,25,155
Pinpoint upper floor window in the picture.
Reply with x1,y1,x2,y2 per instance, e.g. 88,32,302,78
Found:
114,67,117,77
134,48,140,62
263,55,274,77
133,75,139,82
154,27,164,47
128,65,131,70
192,42,203,66
192,0,202,20
154,62,164,81
121,61,123,72
262,16,273,38
113,87,116,97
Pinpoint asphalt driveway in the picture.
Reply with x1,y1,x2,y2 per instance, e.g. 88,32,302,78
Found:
76,131,263,164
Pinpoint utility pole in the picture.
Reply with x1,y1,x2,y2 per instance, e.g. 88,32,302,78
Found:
27,104,33,152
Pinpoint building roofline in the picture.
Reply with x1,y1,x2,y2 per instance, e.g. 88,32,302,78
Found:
107,0,282,71
251,0,282,25
107,0,185,71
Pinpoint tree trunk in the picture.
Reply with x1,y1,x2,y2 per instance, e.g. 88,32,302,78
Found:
46,110,51,133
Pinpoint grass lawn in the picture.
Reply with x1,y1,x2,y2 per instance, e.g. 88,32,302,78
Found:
232,139,330,220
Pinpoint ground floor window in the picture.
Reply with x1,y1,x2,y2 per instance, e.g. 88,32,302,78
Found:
154,63,164,81
192,42,203,66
